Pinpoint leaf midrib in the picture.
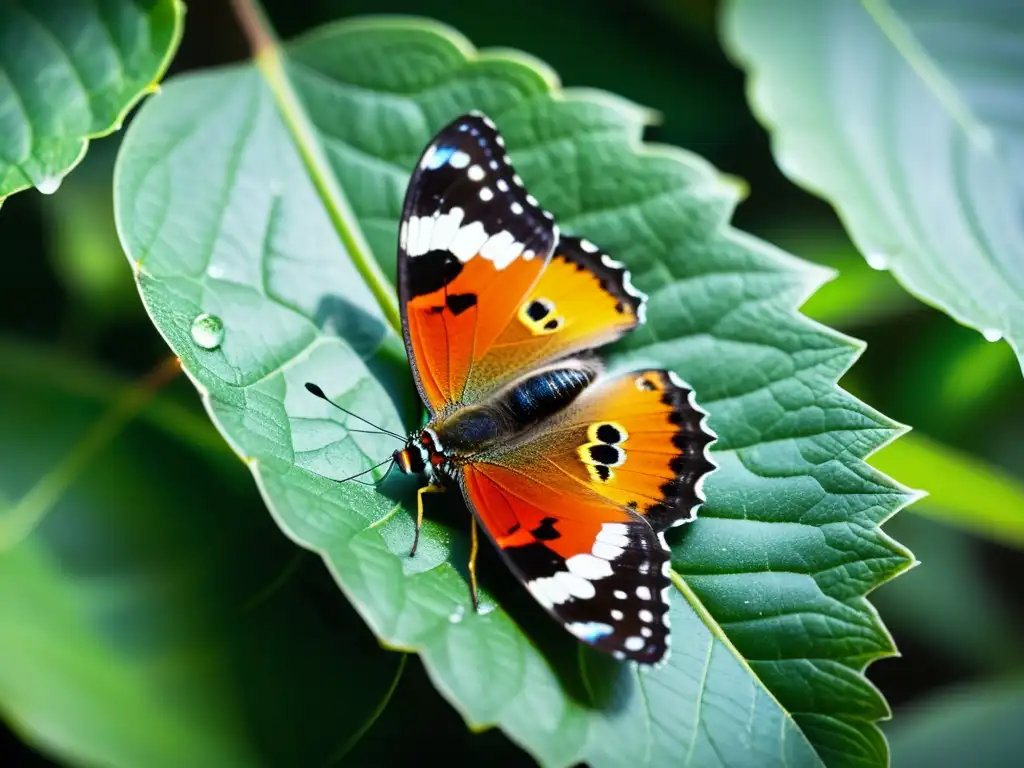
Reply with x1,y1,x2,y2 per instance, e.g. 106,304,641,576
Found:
859,0,991,148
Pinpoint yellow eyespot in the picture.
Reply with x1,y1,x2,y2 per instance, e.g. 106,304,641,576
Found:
518,297,564,335
586,421,628,445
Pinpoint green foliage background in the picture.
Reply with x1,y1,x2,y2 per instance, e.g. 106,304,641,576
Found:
1,1,1023,767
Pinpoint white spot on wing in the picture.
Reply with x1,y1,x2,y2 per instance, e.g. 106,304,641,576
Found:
580,239,598,253
601,253,625,269
449,150,470,169
639,609,653,623
566,553,612,579
468,164,485,182
496,179,509,192
566,621,613,642
611,609,624,620
614,589,627,600
429,207,464,252
592,542,624,561
528,570,596,608
624,636,645,652
636,586,652,601
597,524,630,548
408,215,433,257
449,221,488,261
479,187,494,202
511,202,524,215
480,230,520,270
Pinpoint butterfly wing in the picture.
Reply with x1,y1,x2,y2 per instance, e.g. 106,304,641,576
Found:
397,114,649,414
465,235,647,404
457,369,716,663
397,113,558,416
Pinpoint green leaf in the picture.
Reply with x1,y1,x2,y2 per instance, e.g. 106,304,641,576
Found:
114,16,913,767
721,0,1024,372
885,678,1024,768
869,432,1024,549
0,0,184,202
0,348,401,767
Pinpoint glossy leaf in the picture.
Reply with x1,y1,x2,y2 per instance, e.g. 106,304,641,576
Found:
0,0,183,202
722,0,1024,371
0,353,400,767
115,17,913,767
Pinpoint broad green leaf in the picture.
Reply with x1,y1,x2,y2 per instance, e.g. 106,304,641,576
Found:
115,17,913,767
0,0,183,202
0,350,401,767
870,432,1024,549
885,678,1024,768
721,0,1024,372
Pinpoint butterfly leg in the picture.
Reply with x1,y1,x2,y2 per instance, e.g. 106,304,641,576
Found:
411,484,445,557
468,515,480,612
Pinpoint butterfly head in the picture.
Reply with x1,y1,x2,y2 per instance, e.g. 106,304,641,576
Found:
393,444,426,475
394,428,447,480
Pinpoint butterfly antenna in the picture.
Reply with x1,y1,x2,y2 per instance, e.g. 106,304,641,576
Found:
336,457,393,485
349,459,398,487
304,382,406,441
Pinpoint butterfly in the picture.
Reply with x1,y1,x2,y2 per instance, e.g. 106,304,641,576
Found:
310,113,716,665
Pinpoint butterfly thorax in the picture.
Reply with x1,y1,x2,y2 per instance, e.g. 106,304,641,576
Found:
394,359,601,482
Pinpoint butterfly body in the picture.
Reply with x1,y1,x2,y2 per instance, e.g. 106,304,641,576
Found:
387,113,717,665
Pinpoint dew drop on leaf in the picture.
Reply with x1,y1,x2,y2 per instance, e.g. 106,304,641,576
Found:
865,251,888,270
190,313,225,350
448,605,465,624
36,175,62,195
982,328,1003,342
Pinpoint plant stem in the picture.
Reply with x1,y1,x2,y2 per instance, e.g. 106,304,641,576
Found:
0,336,229,458
0,356,183,551
228,0,403,336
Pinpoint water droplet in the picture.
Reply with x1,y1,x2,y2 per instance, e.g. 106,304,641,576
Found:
190,313,224,350
36,175,62,195
865,252,888,270
448,605,465,624
146,83,162,95
982,327,1003,342
207,264,225,279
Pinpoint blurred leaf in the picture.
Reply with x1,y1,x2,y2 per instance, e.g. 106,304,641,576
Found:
41,140,135,318
761,225,919,330
885,678,1024,768
115,16,913,768
0,351,401,767
935,336,1021,415
873,514,1021,671
0,0,184,202
722,0,1024,372
870,432,1024,549
0,335,228,460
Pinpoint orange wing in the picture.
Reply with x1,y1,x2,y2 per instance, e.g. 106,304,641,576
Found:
461,235,647,404
397,114,647,416
456,369,716,664
397,113,557,416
